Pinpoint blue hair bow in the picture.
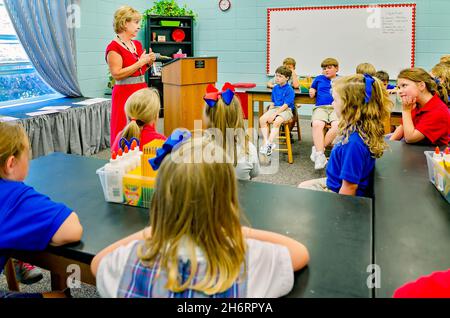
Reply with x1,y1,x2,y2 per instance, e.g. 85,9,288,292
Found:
149,129,192,171
364,73,375,104
119,137,140,150
203,82,236,107
434,77,441,85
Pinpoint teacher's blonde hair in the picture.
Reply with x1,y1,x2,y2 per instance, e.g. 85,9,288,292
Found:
113,5,141,34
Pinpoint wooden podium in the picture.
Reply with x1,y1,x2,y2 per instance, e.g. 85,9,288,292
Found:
161,57,217,136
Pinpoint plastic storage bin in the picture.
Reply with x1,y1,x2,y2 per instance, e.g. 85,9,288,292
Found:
424,151,450,204
96,166,156,208
96,167,123,203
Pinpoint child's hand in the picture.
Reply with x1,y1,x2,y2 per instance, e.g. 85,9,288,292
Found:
271,113,278,122
401,95,416,112
309,88,316,98
291,69,298,78
387,88,398,94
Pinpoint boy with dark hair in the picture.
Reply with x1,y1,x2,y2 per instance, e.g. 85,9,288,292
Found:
260,66,295,156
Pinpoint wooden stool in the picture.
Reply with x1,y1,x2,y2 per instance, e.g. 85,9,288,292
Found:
264,107,300,164
290,105,302,142
4,258,20,291
276,110,300,164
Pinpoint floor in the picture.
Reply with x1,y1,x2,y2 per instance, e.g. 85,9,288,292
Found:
0,117,328,297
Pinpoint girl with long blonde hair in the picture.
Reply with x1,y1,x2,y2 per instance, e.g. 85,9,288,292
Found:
390,68,449,146
111,88,166,152
299,74,392,196
203,83,260,180
92,135,308,298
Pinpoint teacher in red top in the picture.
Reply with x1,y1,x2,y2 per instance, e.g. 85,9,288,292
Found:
106,6,156,146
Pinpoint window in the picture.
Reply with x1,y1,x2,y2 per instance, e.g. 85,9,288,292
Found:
0,0,61,107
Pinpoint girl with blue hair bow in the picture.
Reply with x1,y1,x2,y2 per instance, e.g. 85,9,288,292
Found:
202,83,260,180
299,74,392,196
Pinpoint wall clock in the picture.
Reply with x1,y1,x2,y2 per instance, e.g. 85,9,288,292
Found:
219,0,231,12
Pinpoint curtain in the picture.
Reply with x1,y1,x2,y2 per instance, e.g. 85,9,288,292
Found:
4,0,82,97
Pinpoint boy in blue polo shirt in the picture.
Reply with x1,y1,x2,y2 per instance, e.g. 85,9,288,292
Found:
259,66,295,156
267,57,300,89
0,123,83,298
309,57,340,170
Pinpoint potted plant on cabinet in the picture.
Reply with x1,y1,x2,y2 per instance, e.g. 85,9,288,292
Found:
143,0,197,20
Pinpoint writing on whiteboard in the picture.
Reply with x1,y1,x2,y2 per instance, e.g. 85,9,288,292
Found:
276,26,297,32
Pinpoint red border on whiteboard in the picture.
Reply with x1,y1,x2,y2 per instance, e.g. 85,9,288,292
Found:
266,4,416,74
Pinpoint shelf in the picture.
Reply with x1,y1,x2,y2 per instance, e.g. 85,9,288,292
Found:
151,41,192,45
148,15,192,20
149,25,191,29
146,15,193,108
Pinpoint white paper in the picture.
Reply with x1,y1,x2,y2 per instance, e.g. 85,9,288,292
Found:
39,106,71,111
26,110,60,116
72,98,110,106
0,116,19,122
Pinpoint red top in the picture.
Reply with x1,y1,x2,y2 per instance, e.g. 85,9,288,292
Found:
111,123,167,153
410,94,449,146
105,40,147,77
393,269,450,298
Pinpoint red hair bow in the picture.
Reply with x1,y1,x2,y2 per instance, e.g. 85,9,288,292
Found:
203,82,235,107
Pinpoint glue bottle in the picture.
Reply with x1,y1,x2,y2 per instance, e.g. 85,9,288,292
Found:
432,147,444,191
104,151,124,203
122,145,134,173
130,140,141,170
443,147,450,173
432,146,442,163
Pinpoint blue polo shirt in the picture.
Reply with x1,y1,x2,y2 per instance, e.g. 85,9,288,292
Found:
271,83,295,111
311,75,334,106
326,131,375,196
0,179,73,274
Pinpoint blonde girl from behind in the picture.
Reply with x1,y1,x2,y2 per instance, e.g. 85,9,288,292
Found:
111,87,166,152
92,134,309,298
299,74,392,196
203,83,260,180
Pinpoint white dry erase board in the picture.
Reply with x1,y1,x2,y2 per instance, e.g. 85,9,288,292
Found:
267,4,416,78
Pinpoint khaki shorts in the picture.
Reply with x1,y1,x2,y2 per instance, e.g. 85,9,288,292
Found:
312,106,338,123
298,177,333,193
265,108,293,121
